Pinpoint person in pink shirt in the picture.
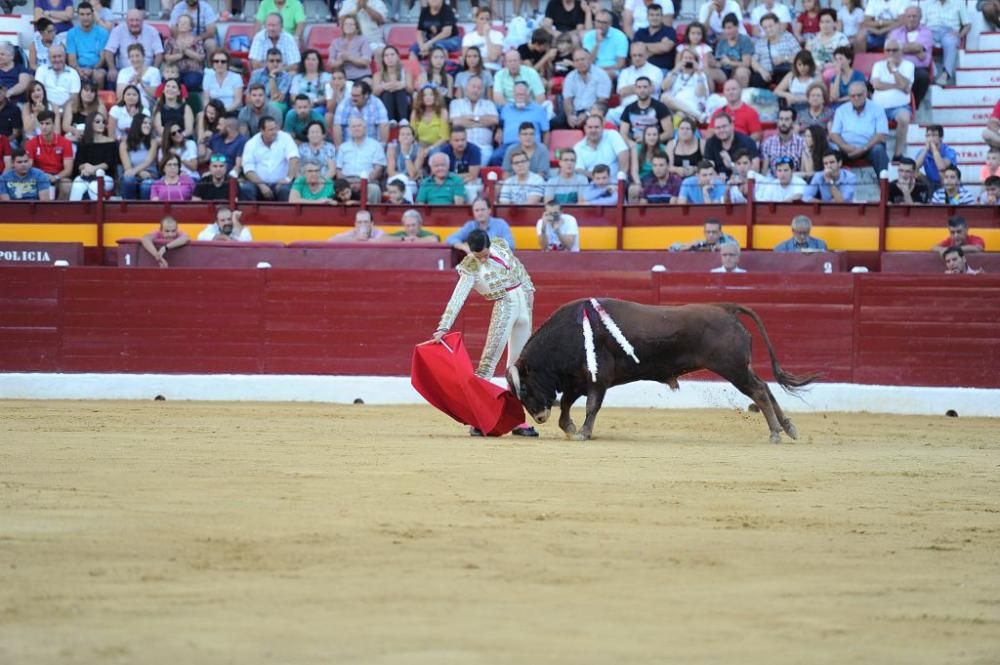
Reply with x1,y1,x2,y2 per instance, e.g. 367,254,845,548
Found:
140,215,190,268
982,147,1000,181
149,154,195,201
984,100,1000,149
887,6,932,106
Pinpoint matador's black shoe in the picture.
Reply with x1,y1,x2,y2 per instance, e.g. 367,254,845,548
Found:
469,427,484,436
511,426,539,437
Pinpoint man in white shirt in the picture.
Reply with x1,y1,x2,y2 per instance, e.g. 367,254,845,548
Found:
749,0,791,35
338,0,388,49
335,116,386,203
698,0,746,40
33,46,80,111
241,117,299,201
921,0,970,85
197,207,253,242
249,13,300,71
870,39,913,161
753,158,807,202
449,75,499,165
536,200,580,251
573,114,629,179
610,41,664,125
710,243,746,272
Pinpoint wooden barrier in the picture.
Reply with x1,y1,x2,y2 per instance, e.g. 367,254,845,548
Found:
2,200,999,260
1,267,998,388
881,251,1000,273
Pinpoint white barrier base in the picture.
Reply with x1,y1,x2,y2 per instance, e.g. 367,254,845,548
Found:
1,373,998,417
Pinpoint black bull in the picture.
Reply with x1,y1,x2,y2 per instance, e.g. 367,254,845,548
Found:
506,299,819,443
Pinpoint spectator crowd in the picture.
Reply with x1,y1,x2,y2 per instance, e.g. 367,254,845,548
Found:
0,0,994,239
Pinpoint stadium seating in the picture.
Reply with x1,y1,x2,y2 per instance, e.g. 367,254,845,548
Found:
386,26,419,54
224,23,255,59
305,24,342,56
548,129,584,166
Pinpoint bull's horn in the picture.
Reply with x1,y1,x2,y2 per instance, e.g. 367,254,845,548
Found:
506,366,521,397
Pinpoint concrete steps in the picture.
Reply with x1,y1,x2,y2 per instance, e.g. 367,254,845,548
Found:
930,85,998,107
928,106,996,125
955,68,1000,86
906,124,983,143
976,31,1000,50
958,49,1000,67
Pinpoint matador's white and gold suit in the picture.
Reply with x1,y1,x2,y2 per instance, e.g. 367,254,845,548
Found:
436,238,535,379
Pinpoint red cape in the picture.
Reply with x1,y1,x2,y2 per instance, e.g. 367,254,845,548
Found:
411,332,525,437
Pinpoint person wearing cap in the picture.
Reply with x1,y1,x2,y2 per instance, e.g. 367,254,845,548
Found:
774,215,828,252
197,206,253,242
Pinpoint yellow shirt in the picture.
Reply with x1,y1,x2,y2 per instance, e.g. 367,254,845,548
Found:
413,114,448,145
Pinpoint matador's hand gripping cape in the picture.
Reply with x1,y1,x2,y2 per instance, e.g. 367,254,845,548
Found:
411,332,525,437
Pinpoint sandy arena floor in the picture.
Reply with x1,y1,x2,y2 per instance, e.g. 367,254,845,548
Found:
1,400,998,664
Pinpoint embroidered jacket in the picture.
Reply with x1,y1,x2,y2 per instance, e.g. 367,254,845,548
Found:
437,238,534,331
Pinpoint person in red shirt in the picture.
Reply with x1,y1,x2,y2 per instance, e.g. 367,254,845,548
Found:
0,132,11,173
710,78,762,142
24,110,73,198
984,99,1000,150
933,215,986,255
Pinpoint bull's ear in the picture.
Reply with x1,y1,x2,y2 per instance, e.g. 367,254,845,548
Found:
506,365,521,398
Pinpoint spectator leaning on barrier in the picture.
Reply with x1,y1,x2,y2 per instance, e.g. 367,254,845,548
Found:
417,152,467,205
804,148,857,203
288,161,336,204
754,156,808,202
331,209,385,242
774,215,829,252
447,198,515,253
888,156,930,204
676,159,726,205
0,149,52,201
930,165,975,206
198,206,253,242
141,216,190,268
670,217,737,252
711,242,746,273
536,200,580,252
933,215,985,255
387,209,440,243
830,81,889,175
942,246,983,275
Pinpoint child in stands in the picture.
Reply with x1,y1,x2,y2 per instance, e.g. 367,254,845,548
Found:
980,147,1000,182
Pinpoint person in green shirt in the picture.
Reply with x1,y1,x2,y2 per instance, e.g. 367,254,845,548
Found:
386,209,441,243
283,95,325,142
289,163,336,203
254,0,306,41
415,152,466,205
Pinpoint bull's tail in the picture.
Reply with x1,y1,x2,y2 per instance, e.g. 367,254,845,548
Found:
718,303,822,394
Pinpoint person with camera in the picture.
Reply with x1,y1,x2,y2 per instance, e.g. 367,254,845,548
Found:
535,200,580,252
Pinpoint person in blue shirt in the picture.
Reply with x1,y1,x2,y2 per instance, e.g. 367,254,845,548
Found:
65,2,110,89
914,124,957,188
0,149,53,201
676,159,727,204
446,197,516,253
804,149,857,203
773,215,830,252
582,9,629,80
581,163,618,204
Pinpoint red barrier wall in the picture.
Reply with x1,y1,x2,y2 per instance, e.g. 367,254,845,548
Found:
1,267,998,388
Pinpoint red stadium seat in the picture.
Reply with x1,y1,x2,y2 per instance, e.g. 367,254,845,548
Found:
853,52,882,79
224,24,255,59
148,20,171,45
306,24,342,56
548,129,583,166
402,54,422,82
675,23,687,44
387,26,419,53
98,90,116,110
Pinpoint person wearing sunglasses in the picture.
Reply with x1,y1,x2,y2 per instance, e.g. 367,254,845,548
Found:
68,112,116,200
869,38,913,163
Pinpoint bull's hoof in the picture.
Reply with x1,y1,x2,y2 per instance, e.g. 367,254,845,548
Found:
560,423,577,437
769,431,782,444
783,420,799,440
571,432,591,441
